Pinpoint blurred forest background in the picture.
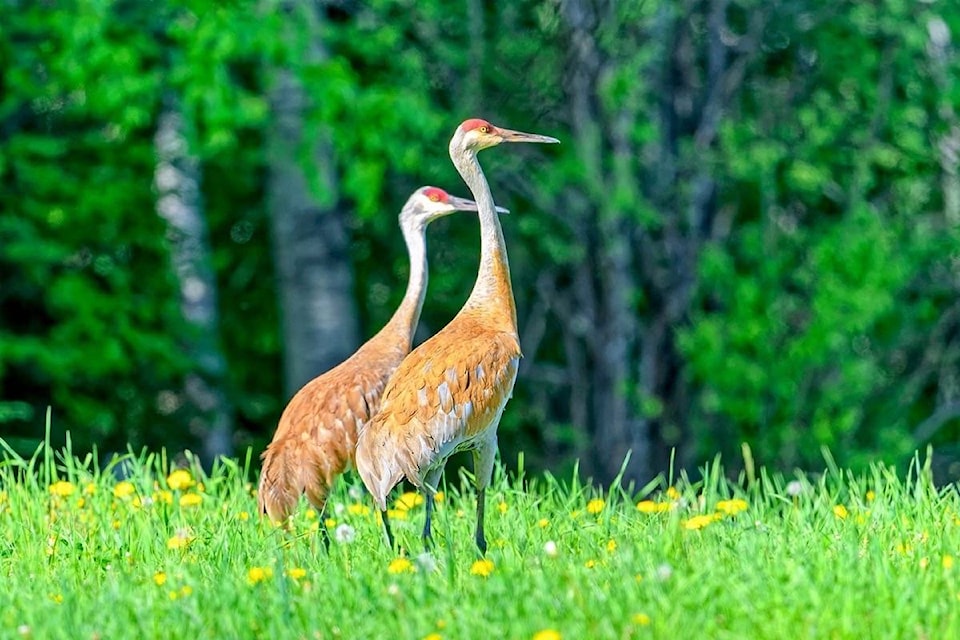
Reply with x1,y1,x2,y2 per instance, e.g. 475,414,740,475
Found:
2,0,960,485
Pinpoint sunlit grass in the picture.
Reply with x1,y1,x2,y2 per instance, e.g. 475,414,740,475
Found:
1,430,959,639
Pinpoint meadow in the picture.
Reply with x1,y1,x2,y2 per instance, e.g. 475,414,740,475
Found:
2,430,959,639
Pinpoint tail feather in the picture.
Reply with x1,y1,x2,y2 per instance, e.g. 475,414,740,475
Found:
355,430,404,511
258,439,333,522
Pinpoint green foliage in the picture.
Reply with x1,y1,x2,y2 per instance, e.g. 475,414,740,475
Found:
3,442,960,638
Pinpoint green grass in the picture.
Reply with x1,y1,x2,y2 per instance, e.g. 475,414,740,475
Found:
2,435,959,639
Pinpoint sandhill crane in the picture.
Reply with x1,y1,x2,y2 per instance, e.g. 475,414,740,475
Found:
355,119,558,554
257,186,505,526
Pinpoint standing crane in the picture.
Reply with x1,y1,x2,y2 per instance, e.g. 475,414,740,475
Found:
355,119,558,554
257,186,504,526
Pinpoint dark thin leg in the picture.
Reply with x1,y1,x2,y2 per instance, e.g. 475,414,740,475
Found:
381,509,395,550
422,492,435,548
475,487,487,556
318,507,331,550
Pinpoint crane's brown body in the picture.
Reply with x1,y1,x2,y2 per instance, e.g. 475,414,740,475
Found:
257,330,410,521
356,119,558,553
355,308,520,505
257,187,487,523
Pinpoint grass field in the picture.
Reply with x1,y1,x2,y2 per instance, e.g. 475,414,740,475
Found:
2,433,959,640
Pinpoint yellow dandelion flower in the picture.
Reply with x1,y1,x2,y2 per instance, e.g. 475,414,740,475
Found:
470,559,495,577
633,613,651,626
866,490,876,502
50,593,64,604
387,509,408,521
833,505,849,520
347,503,371,516
155,490,173,505
943,555,955,570
683,514,720,530
388,558,415,574
584,559,597,568
168,590,179,601
637,500,672,513
286,567,307,580
666,487,680,500
0,490,6,504
538,518,550,528
153,572,167,586
532,629,562,640
395,492,423,511
305,508,318,520
324,518,337,529
238,511,249,521
895,542,911,555
434,492,445,503
247,566,273,585
179,493,202,508
606,539,617,552
587,498,605,514
423,635,442,640
111,519,122,530
113,481,136,499
716,499,748,516
498,501,508,514
167,469,194,491
49,481,76,497
180,585,192,597
83,483,97,495
76,498,86,509
166,530,193,550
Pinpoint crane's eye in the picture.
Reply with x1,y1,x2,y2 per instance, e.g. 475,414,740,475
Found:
429,194,440,202
479,126,489,133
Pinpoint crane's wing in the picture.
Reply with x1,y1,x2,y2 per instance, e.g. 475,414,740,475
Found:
258,348,398,519
367,321,521,486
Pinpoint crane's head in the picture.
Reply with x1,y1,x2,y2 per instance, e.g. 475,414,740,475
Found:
400,186,509,229
453,118,560,152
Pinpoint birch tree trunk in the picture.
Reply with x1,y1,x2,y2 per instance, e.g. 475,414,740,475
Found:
154,95,234,462
267,2,359,396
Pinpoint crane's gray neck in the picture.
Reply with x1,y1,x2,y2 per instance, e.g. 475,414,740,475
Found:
449,136,516,328
383,216,429,349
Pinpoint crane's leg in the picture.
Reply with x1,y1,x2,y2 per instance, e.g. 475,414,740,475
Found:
381,508,395,550
306,488,331,550
472,436,498,556
421,467,444,548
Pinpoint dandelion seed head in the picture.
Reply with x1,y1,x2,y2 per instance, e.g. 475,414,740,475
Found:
656,563,673,581
416,552,437,573
786,480,803,497
335,523,356,544
543,540,558,557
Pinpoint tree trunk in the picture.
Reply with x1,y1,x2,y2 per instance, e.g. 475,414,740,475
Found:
267,2,359,396
561,0,648,484
154,94,234,463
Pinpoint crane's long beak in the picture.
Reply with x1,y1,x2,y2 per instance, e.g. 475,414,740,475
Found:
496,126,560,145
448,195,510,215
